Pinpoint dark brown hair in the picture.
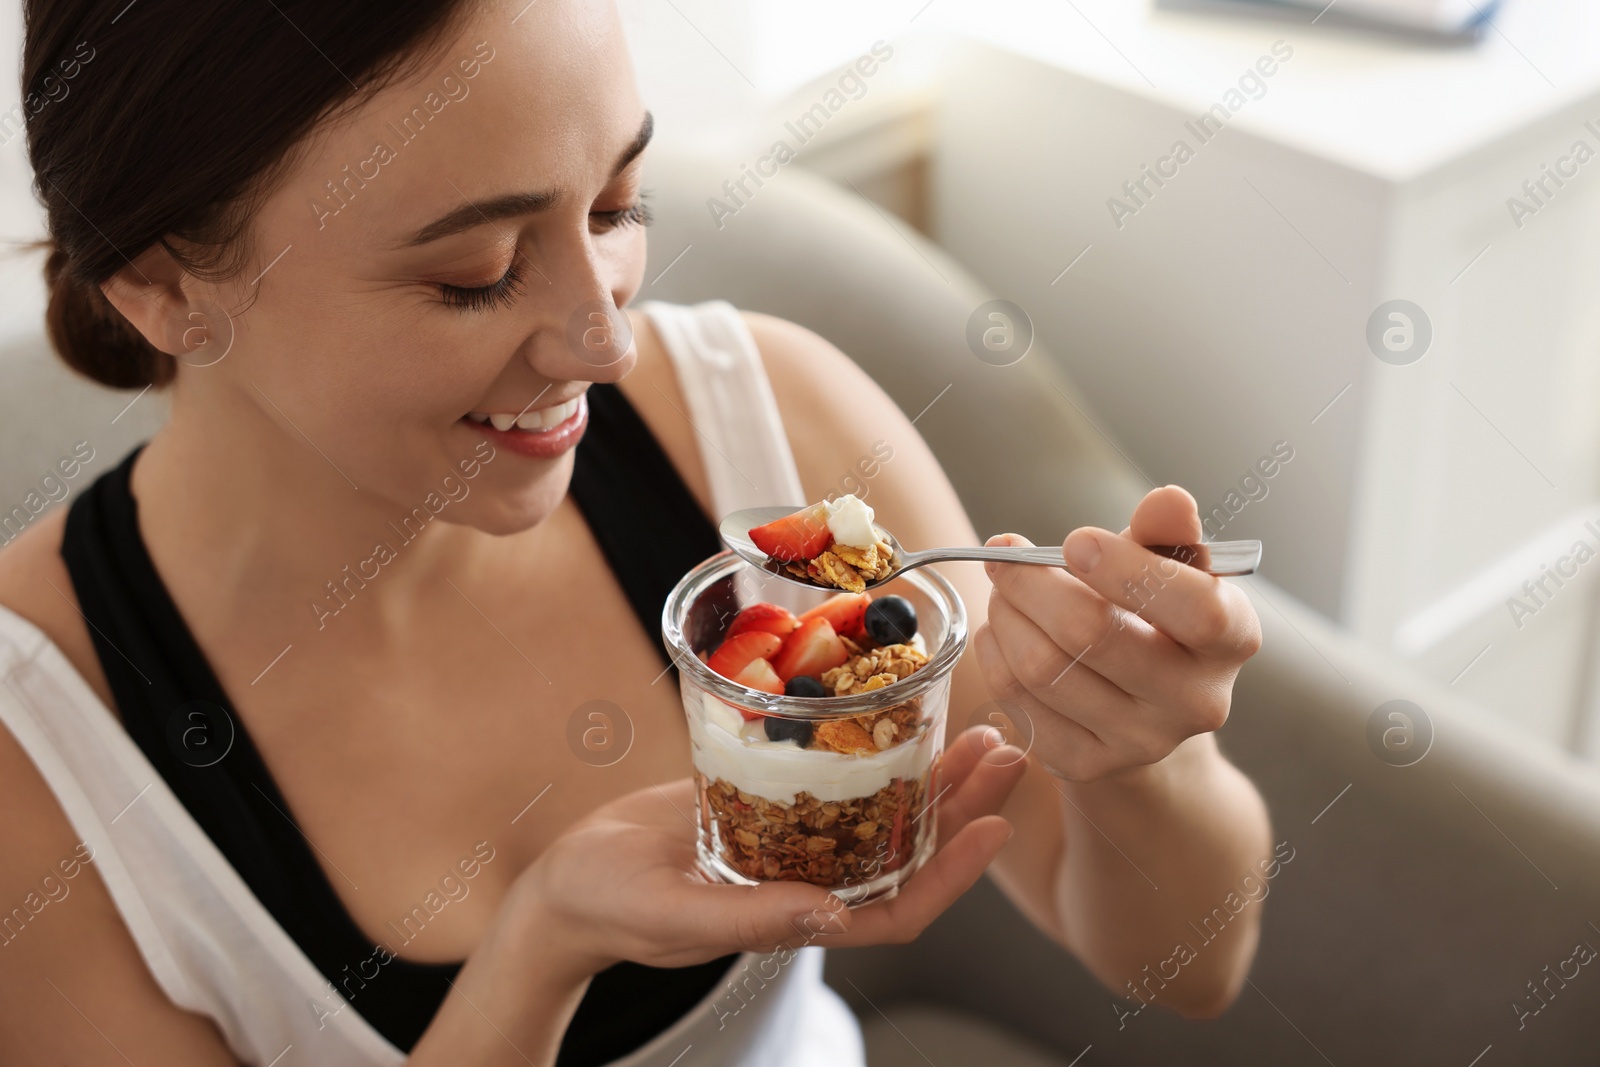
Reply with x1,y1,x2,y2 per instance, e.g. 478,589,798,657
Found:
23,0,476,388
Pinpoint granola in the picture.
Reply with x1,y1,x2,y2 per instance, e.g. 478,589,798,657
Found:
805,702,924,754
821,642,928,695
781,536,897,593
701,773,930,885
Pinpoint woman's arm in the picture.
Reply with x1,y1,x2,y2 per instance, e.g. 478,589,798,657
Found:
0,716,594,1065
746,311,1273,1016
0,716,1014,1065
0,719,240,1062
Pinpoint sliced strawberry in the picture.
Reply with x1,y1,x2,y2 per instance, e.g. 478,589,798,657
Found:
731,657,784,695
748,503,833,561
772,617,850,683
725,602,799,640
799,592,872,641
706,631,782,680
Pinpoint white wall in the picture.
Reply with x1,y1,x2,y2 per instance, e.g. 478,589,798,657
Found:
0,0,49,349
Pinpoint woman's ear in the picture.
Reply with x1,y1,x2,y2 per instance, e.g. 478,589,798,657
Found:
98,242,205,358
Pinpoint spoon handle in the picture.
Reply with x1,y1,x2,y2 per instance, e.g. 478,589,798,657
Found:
906,539,1261,578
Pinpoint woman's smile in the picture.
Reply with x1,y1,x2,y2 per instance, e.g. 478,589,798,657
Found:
461,390,589,458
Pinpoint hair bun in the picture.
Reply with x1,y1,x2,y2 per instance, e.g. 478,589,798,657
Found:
43,242,173,390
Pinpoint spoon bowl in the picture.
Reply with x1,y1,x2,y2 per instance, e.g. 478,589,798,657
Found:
719,505,1263,590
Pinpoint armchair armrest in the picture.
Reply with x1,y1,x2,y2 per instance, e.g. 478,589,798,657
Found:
830,577,1600,1065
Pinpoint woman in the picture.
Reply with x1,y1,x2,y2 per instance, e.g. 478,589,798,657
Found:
0,0,1272,1063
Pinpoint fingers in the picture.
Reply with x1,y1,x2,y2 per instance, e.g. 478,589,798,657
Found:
1061,525,1260,660
984,540,1242,750
834,815,1013,947
983,539,1195,708
1126,484,1204,545
655,811,1014,956
660,878,850,956
933,726,1029,845
972,622,1134,780
602,777,704,836
1106,486,1260,659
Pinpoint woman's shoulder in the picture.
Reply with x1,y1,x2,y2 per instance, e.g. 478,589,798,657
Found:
736,311,889,433
0,505,76,631
0,515,224,1052
0,507,111,708
733,306,980,545
734,309,924,492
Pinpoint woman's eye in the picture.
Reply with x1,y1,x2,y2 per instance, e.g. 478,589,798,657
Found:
436,258,526,313
590,190,653,233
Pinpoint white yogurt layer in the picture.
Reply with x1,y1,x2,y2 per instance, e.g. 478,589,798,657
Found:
823,494,878,548
686,689,933,804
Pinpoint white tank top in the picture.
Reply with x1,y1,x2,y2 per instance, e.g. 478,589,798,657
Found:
0,299,866,1067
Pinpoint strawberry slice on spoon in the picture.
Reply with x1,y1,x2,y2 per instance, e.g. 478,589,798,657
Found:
746,502,833,562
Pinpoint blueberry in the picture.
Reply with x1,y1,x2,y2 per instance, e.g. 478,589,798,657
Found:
864,595,918,645
785,675,826,698
764,714,814,746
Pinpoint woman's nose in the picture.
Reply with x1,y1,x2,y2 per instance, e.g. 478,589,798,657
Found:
522,244,636,384
563,297,635,378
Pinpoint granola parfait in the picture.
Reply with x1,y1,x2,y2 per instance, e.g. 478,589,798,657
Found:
748,493,896,593
663,551,967,905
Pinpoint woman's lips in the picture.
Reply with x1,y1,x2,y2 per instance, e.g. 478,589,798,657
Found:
461,393,589,459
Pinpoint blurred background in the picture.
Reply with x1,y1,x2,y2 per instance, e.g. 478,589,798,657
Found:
5,0,1600,1064
9,1,1600,757
604,0,1600,764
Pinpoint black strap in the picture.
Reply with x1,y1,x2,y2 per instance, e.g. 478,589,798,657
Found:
567,382,727,666
59,381,737,1060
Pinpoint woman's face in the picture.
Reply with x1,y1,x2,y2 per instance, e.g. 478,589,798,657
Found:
185,0,649,533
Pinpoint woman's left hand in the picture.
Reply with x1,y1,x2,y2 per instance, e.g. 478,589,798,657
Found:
973,485,1262,782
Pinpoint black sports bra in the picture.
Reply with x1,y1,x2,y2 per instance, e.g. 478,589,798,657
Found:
59,382,739,1061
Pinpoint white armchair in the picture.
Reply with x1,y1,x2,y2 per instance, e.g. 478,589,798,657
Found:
636,148,1600,1067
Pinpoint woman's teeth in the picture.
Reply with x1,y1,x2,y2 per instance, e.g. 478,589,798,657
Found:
467,397,581,433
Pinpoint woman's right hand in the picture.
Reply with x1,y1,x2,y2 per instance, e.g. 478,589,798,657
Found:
410,729,1025,1065
517,726,1028,977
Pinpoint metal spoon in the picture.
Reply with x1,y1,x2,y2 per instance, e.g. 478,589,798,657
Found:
719,506,1262,589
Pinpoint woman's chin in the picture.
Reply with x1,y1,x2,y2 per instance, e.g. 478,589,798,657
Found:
454,468,575,538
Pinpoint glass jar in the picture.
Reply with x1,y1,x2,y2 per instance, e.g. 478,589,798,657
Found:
662,551,967,905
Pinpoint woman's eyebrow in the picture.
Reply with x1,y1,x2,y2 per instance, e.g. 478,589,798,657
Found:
399,111,654,248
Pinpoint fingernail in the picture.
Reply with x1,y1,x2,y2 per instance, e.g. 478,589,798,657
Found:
984,535,1009,577
1065,531,1101,573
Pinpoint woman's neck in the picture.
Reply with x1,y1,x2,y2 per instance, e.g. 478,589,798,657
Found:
129,387,544,642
